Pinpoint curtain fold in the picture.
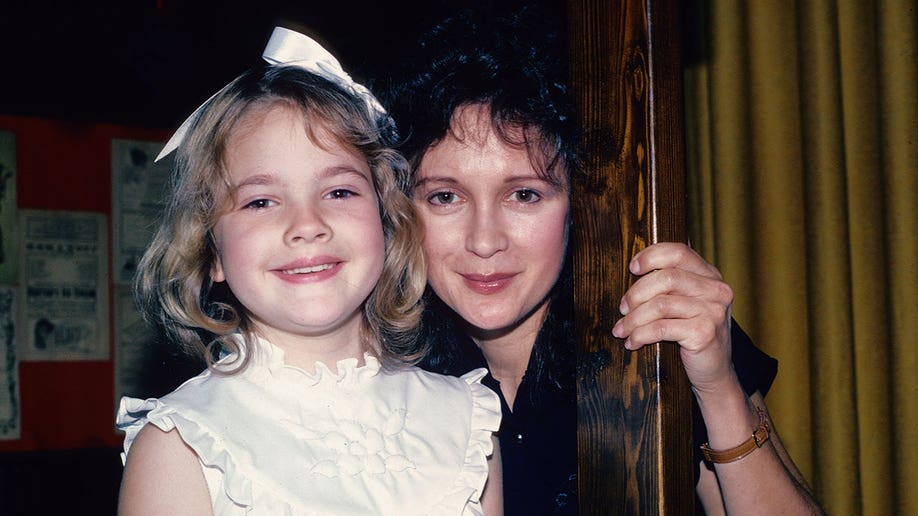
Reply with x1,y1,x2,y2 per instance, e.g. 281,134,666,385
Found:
879,3,918,514
683,1,916,513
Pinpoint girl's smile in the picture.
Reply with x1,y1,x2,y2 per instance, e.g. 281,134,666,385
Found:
274,256,342,282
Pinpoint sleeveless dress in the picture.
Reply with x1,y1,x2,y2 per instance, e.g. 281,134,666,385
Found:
117,337,501,515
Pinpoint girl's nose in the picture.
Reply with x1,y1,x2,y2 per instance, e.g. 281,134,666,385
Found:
465,207,509,258
284,204,332,244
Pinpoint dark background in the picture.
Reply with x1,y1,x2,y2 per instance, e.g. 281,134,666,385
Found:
0,0,567,129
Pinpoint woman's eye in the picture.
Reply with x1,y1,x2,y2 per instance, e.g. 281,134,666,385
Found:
243,198,275,210
326,189,357,200
510,189,541,203
428,191,458,205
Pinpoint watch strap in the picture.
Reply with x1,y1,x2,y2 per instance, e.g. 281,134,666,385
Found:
700,407,770,464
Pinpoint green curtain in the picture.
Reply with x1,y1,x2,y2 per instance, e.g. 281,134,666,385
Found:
683,1,917,513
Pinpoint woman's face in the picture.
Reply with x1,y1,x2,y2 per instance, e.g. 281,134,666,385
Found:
412,104,569,338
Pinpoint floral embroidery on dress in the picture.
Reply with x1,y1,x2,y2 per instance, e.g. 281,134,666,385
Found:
281,408,416,478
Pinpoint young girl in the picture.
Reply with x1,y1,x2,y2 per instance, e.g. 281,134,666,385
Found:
116,27,501,515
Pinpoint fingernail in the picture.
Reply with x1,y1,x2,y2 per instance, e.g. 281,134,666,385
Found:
619,299,629,315
612,321,623,338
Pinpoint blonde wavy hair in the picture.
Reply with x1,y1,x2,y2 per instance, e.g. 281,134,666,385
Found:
135,65,427,373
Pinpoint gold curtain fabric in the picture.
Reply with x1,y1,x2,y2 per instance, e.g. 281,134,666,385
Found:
683,1,917,513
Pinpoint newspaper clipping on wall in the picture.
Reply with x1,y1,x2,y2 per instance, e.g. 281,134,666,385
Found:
18,210,109,361
114,285,158,403
114,282,202,415
111,139,170,286
0,287,18,439
0,131,17,285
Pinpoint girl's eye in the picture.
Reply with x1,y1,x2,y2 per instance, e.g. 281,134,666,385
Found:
243,198,275,210
325,189,357,200
428,191,458,205
510,189,541,203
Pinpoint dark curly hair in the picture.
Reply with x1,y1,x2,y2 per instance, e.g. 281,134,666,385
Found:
380,5,578,400
383,6,578,180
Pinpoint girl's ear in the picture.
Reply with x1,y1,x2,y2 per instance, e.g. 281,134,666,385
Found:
210,254,226,283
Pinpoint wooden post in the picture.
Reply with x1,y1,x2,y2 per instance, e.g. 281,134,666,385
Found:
568,0,694,513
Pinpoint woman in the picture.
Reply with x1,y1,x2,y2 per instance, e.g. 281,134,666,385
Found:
384,7,823,515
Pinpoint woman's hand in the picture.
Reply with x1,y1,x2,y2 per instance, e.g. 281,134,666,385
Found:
612,242,736,394
613,243,825,514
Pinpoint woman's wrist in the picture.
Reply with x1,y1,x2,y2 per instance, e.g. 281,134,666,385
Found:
692,374,760,451
700,407,770,463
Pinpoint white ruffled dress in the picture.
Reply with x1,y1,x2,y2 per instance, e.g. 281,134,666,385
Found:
116,338,501,515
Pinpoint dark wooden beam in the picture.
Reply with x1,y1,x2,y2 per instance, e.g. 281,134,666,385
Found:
568,0,694,513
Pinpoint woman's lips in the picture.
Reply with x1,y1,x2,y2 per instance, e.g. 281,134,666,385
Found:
461,273,516,295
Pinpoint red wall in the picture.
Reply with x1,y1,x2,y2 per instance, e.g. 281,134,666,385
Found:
0,115,169,452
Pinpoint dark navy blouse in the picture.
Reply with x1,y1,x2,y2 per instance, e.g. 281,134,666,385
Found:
421,321,777,515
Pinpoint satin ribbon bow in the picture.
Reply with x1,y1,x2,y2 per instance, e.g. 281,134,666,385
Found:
156,26,387,162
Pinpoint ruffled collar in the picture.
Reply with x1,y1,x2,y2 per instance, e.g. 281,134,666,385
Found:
216,333,381,387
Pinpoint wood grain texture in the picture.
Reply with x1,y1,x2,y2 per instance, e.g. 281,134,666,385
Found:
567,0,694,513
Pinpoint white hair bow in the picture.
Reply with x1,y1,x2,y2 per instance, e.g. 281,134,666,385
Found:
155,26,387,162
